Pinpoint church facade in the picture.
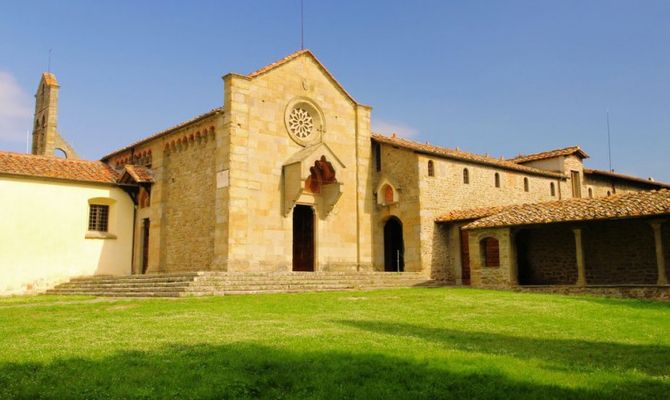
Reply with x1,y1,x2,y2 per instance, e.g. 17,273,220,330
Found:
1,50,669,295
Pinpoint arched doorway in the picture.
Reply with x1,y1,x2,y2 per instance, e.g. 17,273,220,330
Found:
384,217,404,272
293,205,315,271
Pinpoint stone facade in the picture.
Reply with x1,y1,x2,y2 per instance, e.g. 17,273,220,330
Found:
21,50,666,290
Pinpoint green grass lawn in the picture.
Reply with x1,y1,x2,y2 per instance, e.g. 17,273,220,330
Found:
0,288,668,399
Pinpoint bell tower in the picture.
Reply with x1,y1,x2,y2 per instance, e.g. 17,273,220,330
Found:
32,72,78,158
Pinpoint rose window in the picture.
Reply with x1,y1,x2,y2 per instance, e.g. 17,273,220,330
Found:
288,108,314,139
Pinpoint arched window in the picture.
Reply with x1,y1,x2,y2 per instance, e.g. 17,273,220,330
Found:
588,188,593,198
427,160,434,177
607,191,611,196
463,168,470,184
494,173,500,188
383,184,394,204
523,177,529,192
550,182,556,197
480,237,500,267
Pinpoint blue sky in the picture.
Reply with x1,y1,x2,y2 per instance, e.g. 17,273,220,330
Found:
1,0,668,181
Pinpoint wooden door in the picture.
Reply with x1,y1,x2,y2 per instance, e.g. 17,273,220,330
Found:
141,218,150,274
293,205,314,271
460,229,471,285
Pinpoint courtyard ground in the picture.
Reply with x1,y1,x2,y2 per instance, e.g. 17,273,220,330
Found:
0,288,668,399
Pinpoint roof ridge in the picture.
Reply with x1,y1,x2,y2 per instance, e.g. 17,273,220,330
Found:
509,145,589,163
247,49,311,78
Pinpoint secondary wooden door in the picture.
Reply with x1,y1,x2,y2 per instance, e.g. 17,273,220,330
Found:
141,218,150,274
460,229,471,285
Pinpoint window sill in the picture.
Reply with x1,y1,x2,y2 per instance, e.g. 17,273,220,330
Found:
85,231,117,240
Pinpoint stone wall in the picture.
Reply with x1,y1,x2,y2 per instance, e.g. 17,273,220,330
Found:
585,173,662,198
583,220,658,284
414,153,562,281
160,133,217,271
372,145,421,272
516,226,577,285
468,227,514,287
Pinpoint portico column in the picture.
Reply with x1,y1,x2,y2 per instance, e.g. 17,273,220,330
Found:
650,221,668,286
573,228,586,287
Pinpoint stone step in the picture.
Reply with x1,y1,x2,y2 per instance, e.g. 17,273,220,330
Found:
45,290,184,297
55,281,194,289
49,271,439,298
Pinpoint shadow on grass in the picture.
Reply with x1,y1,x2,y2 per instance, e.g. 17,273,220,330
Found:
1,343,667,399
337,320,670,377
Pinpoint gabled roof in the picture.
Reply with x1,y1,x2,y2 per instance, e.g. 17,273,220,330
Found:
584,168,670,189
459,189,670,230
372,133,565,179
102,107,223,160
283,142,345,168
242,49,361,106
120,165,154,184
0,151,118,184
509,146,589,164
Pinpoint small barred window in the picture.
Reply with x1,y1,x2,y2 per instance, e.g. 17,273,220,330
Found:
88,205,109,232
427,160,435,177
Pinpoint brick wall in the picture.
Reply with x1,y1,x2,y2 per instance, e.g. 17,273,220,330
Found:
583,220,657,284
516,226,577,285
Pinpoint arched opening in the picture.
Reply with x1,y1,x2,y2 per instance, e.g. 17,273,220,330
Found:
293,205,315,271
384,217,404,272
427,160,434,177
550,182,556,197
54,148,68,159
463,168,469,184
588,188,593,198
480,237,500,267
494,173,500,188
523,177,529,192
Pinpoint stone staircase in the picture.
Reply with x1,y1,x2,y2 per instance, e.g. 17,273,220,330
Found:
46,271,440,297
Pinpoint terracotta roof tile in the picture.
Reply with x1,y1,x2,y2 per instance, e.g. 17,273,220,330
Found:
461,189,670,230
102,107,223,160
123,165,154,183
435,206,512,223
372,133,565,178
0,151,118,184
584,168,670,189
509,146,589,163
